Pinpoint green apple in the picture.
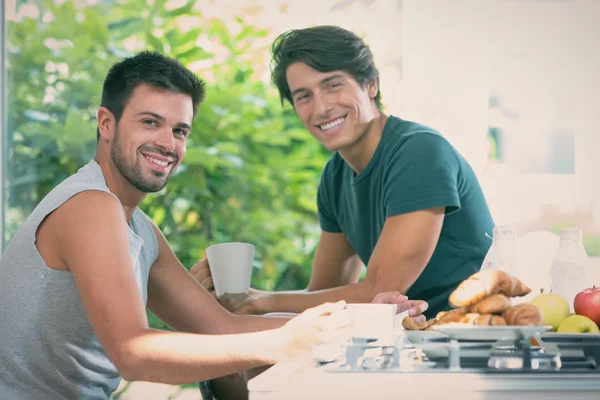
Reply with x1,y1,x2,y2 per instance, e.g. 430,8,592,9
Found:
557,315,600,333
530,291,570,331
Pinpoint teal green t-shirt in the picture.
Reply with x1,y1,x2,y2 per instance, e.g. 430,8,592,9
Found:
317,116,495,318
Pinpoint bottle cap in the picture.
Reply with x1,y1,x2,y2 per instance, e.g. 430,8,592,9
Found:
492,225,517,239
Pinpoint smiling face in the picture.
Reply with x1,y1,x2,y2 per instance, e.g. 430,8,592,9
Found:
286,62,380,153
108,84,193,193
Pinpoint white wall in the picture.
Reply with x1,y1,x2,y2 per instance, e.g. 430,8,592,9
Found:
400,0,600,232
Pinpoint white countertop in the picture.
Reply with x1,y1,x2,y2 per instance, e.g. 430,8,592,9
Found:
248,362,600,400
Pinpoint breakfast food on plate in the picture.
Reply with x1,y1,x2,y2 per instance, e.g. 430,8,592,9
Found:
436,307,469,324
401,271,542,332
402,317,421,331
402,316,439,331
503,303,543,326
459,313,481,325
474,314,507,326
420,318,440,330
449,270,531,307
401,312,508,331
469,293,511,314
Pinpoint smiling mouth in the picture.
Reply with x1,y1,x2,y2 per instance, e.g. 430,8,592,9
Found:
142,153,176,170
318,116,346,131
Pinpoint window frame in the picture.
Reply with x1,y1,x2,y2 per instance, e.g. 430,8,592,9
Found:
1,0,8,252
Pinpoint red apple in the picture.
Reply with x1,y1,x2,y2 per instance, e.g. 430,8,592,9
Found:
574,286,600,327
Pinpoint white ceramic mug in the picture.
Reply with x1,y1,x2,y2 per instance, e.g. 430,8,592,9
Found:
205,242,255,297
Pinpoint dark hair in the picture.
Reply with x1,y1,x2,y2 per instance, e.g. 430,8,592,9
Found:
271,25,382,109
97,50,206,140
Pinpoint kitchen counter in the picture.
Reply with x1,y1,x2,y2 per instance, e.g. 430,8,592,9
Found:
248,361,600,399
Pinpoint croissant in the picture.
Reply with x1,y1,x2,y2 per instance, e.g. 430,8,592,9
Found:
447,313,507,326
420,318,439,330
449,270,531,307
459,313,481,324
469,293,511,314
503,304,542,326
402,316,440,331
402,316,421,331
474,314,507,326
436,307,469,324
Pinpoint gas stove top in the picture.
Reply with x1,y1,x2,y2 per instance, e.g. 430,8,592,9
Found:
318,332,600,375
248,332,600,399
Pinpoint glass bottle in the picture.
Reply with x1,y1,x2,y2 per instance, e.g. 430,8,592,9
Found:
480,225,518,276
550,228,589,311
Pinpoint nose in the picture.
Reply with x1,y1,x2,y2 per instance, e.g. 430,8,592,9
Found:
155,128,176,152
313,92,332,117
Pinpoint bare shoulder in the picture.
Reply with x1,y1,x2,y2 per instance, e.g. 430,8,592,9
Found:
62,189,123,216
46,190,124,234
43,190,128,270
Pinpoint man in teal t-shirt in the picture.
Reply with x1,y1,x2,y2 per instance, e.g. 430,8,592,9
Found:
192,25,495,321
316,116,494,317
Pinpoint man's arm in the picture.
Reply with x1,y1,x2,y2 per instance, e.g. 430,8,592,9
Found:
307,231,363,291
191,231,362,308
52,191,345,385
243,231,362,297
250,207,444,314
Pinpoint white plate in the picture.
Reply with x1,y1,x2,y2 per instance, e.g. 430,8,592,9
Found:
404,330,448,343
431,324,552,341
539,332,600,341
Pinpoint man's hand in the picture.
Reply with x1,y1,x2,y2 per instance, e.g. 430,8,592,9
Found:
190,259,263,315
276,301,351,362
216,292,264,315
189,258,215,297
371,291,429,325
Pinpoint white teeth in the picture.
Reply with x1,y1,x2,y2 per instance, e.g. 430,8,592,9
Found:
319,117,345,131
145,155,169,167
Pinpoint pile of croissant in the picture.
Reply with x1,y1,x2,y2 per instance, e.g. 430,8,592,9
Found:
403,269,543,331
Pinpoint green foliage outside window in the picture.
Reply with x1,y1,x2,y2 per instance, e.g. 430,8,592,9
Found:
6,0,331,331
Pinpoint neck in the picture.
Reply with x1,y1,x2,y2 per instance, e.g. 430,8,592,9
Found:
93,152,146,222
338,112,387,174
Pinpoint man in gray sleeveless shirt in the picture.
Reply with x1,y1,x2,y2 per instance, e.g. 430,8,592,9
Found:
0,51,354,400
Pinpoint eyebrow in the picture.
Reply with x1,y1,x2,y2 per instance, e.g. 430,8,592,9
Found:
290,74,346,98
137,111,191,131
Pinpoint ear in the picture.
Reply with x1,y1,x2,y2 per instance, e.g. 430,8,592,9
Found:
366,79,379,100
97,107,116,141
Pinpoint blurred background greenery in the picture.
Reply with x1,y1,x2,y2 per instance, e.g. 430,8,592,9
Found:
6,0,600,333
5,0,334,332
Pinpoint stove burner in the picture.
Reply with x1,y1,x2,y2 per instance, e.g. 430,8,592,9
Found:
488,343,561,371
320,334,600,374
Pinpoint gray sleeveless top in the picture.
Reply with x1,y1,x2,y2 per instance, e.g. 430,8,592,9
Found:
0,160,158,399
